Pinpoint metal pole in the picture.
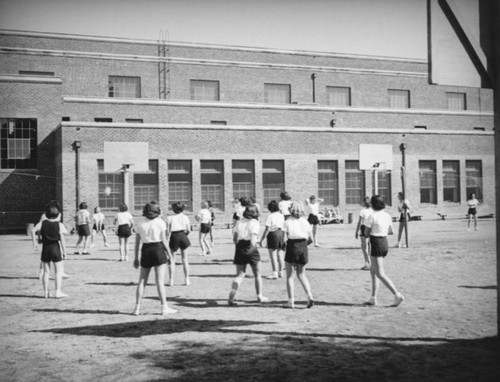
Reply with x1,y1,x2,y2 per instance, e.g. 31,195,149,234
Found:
311,73,316,103
400,143,409,248
122,165,130,208
73,141,81,211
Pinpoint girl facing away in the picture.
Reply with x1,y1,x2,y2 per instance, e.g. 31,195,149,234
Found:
282,201,314,309
32,204,68,298
74,202,91,255
114,203,134,261
364,195,404,307
228,205,269,306
355,196,373,270
167,202,192,286
195,200,212,256
304,195,324,247
90,206,109,248
396,192,411,248
133,201,177,316
259,200,285,279
278,191,292,219
466,193,479,231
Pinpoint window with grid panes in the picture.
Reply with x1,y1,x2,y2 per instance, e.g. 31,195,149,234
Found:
263,160,284,207
373,170,392,206
168,160,192,211
318,161,338,206
419,161,437,204
134,160,159,211
388,89,410,108
108,76,141,98
326,86,351,106
1,118,37,169
232,160,255,199
264,83,291,104
201,160,224,210
98,160,123,210
443,161,460,202
345,160,364,205
446,92,466,110
465,160,483,201
190,80,220,101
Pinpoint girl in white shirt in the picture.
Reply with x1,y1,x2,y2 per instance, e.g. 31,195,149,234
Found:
278,191,292,219
228,205,268,305
364,195,404,307
167,202,191,286
355,197,373,270
74,202,91,255
113,203,134,261
133,201,176,316
259,200,285,279
396,192,411,248
90,206,109,248
467,193,479,231
283,201,314,309
195,201,212,256
305,195,324,247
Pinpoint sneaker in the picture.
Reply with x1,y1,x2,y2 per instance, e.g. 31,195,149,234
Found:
284,301,295,309
132,306,140,316
257,295,269,303
62,273,70,279
361,264,371,270
265,274,278,280
307,298,315,309
161,306,178,315
392,293,405,307
363,297,377,306
185,278,191,286
228,300,238,306
89,243,95,248
54,291,68,299
104,243,110,248
278,271,283,278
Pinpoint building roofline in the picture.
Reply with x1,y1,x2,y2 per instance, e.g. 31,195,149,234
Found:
0,29,427,64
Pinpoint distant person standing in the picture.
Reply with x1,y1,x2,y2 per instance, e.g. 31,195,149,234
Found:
195,201,212,256
74,202,91,255
167,202,192,286
364,195,404,307
90,206,109,248
396,192,411,248
278,191,292,219
466,193,480,231
355,197,373,270
304,195,323,247
259,200,285,279
114,203,134,261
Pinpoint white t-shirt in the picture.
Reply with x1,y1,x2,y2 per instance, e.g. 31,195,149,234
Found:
197,208,212,224
359,207,374,225
136,217,166,244
234,218,260,241
75,209,90,225
467,199,479,208
168,213,190,232
93,212,105,225
115,211,134,226
265,212,284,232
365,210,393,237
307,202,320,216
283,217,311,240
278,200,292,216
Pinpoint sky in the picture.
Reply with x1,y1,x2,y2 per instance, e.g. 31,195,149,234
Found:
0,0,427,59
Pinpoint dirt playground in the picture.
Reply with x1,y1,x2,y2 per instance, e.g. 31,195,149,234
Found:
0,217,498,381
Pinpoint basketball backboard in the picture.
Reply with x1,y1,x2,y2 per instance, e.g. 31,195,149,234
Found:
359,144,393,170
103,142,149,172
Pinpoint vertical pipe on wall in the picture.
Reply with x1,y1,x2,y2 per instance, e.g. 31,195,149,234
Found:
72,141,81,211
311,73,316,103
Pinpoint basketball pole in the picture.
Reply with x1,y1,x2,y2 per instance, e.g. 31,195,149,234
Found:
122,164,131,208
400,143,409,248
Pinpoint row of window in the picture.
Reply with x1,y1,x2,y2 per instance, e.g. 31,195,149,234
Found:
97,159,483,212
106,75,468,110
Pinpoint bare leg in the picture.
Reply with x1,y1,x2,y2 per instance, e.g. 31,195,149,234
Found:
42,262,50,298
168,252,176,286
181,249,190,285
296,264,314,307
123,237,129,260
373,256,398,294
473,215,478,230
102,230,109,246
285,262,295,308
397,223,404,247
203,234,211,254
134,267,151,315
53,261,67,298
90,230,96,247
119,237,125,260
82,236,89,253
228,264,247,305
361,237,371,267
312,224,320,246
250,262,267,301
199,232,206,255
277,250,285,277
75,236,83,254
155,264,177,315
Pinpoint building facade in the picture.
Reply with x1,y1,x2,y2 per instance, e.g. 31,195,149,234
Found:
0,30,495,229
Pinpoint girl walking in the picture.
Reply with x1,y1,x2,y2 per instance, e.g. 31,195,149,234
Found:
355,196,373,270
74,202,91,255
167,202,192,286
304,195,323,247
133,201,177,316
114,203,134,261
364,195,405,307
466,193,479,231
259,200,285,279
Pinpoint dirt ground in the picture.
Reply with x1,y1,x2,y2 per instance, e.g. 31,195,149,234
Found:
0,217,498,381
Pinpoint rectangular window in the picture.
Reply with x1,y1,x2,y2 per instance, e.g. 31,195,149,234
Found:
388,89,410,108
1,118,37,169
134,160,158,211
419,161,437,204
345,160,364,205
168,160,192,211
446,92,466,110
466,160,483,201
443,161,460,202
264,83,291,104
108,76,141,98
98,159,123,210
318,161,338,206
326,86,351,106
190,80,220,101
263,160,284,207
373,171,392,206
232,160,255,199
201,160,224,210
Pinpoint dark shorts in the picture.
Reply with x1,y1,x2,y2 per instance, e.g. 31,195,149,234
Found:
468,208,477,216
307,214,320,225
41,242,62,263
359,224,366,238
399,213,407,223
199,223,210,234
285,239,309,265
92,224,105,232
370,236,389,258
233,213,240,221
266,229,284,250
233,240,261,266
140,242,168,268
169,231,191,252
77,224,91,237
117,224,132,238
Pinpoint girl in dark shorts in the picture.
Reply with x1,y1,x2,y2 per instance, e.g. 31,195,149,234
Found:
228,205,269,306
305,195,323,247
114,203,134,261
364,195,404,307
467,193,479,231
133,201,177,316
74,202,91,255
90,206,109,248
259,200,285,279
355,196,373,270
195,201,212,256
33,204,68,298
282,201,314,309
167,202,192,286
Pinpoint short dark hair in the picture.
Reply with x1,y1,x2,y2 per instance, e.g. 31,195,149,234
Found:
243,205,259,220
371,195,386,211
267,200,279,213
280,191,291,201
79,202,87,210
46,200,61,211
143,201,161,219
172,202,185,214
119,203,128,212
239,196,251,207
363,196,371,208
46,205,60,219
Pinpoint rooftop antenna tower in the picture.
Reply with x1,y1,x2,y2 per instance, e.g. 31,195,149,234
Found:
158,30,170,99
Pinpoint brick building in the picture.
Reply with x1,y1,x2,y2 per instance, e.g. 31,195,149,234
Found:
0,30,495,229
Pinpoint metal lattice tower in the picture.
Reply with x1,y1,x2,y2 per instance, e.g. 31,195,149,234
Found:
158,30,170,99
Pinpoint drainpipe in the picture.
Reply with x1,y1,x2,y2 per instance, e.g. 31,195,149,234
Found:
73,141,81,211
311,73,316,103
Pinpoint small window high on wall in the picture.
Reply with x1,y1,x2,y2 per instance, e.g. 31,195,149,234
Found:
326,86,351,106
190,80,220,101
264,83,291,104
388,89,410,108
201,160,224,210
446,92,466,110
108,76,141,98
